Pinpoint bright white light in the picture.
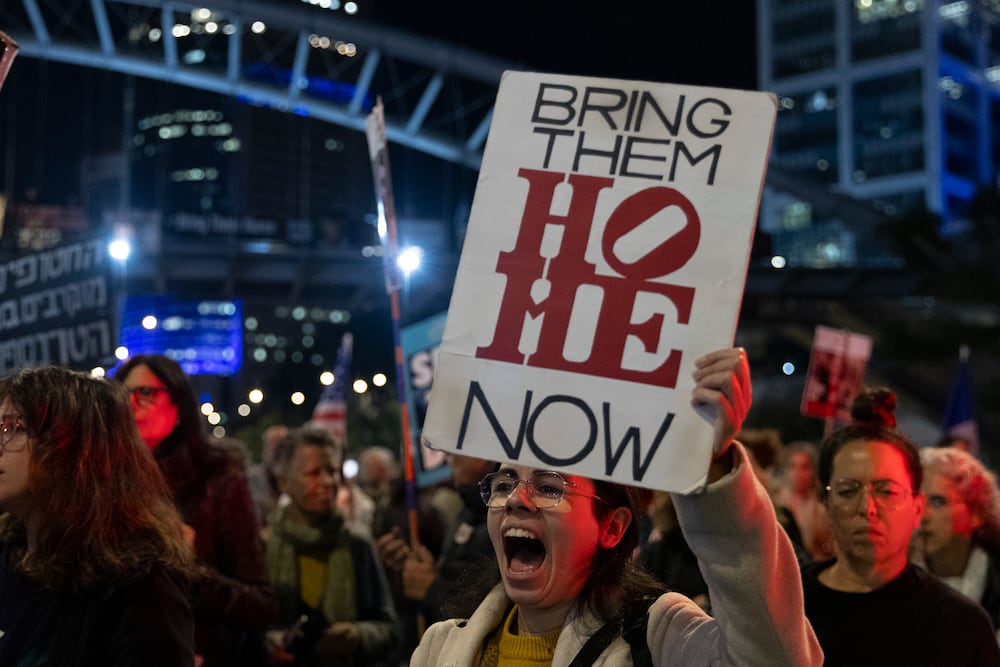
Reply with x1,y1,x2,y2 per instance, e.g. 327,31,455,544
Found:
200,402,215,416
782,362,796,376
237,403,251,417
372,372,387,387
940,1,970,20
193,8,211,21
91,367,106,378
172,24,191,37
345,1,358,14
352,379,368,394
397,246,422,276
251,21,266,34
141,315,158,330
248,388,264,404
291,391,306,405
115,346,129,360
320,371,335,386
343,458,359,479
204,21,218,33
108,239,131,261
207,412,221,425
770,255,787,269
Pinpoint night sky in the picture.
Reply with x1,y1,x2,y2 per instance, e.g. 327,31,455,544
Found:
366,1,758,89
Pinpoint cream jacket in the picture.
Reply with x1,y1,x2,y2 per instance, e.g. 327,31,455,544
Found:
410,444,822,666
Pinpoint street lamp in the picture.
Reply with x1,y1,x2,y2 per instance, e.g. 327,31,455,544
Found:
108,238,131,261
396,246,422,277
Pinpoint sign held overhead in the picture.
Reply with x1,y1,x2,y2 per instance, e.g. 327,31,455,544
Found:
422,71,777,493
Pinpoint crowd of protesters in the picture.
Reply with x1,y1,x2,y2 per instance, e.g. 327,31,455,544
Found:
3,349,1000,666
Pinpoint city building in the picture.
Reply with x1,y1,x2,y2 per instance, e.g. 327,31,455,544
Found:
756,0,1000,267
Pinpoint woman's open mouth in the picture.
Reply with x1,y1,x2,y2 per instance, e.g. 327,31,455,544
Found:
504,527,546,573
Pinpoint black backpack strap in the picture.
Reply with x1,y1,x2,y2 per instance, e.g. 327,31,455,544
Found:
622,607,652,667
568,599,654,666
567,620,620,667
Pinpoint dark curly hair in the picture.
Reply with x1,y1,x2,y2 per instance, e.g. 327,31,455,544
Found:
818,386,922,496
582,479,667,621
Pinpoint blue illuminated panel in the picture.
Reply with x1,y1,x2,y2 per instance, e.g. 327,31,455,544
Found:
118,295,243,376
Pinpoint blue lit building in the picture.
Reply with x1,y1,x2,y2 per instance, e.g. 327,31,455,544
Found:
757,0,1000,266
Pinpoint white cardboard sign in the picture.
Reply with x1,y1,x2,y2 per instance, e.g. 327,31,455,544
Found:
422,71,776,493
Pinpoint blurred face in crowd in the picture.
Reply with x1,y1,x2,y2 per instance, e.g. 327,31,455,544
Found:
0,402,32,518
121,364,177,449
448,454,495,488
920,471,981,560
785,451,816,495
282,444,340,524
825,439,924,571
486,464,628,615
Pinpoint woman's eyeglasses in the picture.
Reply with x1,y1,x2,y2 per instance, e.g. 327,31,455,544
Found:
0,415,26,454
825,478,913,515
479,470,605,509
128,386,168,407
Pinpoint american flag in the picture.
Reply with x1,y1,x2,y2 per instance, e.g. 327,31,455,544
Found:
309,332,353,448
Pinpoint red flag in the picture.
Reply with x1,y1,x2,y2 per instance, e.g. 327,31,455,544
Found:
309,332,353,449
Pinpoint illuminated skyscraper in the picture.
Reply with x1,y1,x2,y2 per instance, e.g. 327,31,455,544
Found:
757,0,1000,265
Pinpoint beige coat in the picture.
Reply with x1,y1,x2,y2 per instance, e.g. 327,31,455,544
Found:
411,444,822,666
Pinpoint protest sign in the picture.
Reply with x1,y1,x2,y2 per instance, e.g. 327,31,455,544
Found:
401,312,451,487
0,236,114,373
801,325,873,423
422,71,776,492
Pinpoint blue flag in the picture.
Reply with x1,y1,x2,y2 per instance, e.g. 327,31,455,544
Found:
941,345,978,455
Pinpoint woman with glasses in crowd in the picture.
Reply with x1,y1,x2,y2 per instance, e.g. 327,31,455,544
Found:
0,367,195,665
802,386,1000,665
412,348,822,666
115,354,277,666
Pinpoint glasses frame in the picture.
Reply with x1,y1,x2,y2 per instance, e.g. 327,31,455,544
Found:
127,385,169,407
824,477,914,514
0,414,27,454
479,470,606,509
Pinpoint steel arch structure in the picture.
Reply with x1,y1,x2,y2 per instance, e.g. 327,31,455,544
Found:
0,2,920,312
1,0,519,170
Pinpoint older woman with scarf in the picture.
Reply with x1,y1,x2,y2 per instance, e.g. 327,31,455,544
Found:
265,427,399,666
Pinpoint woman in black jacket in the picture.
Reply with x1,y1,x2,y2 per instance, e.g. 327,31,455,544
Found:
116,354,278,666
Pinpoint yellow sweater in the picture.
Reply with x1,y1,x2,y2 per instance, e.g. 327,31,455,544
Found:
480,605,561,667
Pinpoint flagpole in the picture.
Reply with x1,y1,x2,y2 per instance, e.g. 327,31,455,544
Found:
364,99,422,558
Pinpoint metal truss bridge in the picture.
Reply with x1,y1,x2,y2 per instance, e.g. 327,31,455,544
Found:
1,0,518,170
1,0,527,318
